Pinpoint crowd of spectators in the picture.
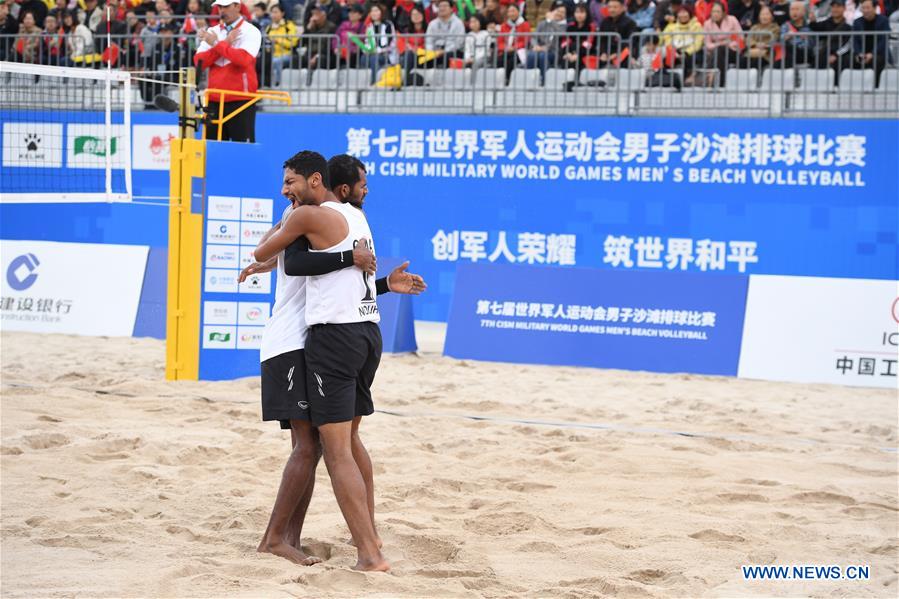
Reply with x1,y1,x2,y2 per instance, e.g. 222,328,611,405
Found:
2,0,897,92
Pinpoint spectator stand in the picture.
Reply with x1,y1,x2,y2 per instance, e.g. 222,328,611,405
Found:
1,4,897,117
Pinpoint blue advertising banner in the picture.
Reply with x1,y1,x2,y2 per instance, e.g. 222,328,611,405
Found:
3,112,896,327
251,114,898,322
444,263,749,375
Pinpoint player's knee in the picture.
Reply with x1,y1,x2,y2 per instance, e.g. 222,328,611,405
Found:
292,438,321,463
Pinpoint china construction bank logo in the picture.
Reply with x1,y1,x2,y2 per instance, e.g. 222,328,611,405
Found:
6,253,40,291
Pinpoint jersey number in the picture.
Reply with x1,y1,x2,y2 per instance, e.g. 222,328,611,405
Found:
354,239,375,303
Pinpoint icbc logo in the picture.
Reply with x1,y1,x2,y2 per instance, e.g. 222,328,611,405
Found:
892,297,899,325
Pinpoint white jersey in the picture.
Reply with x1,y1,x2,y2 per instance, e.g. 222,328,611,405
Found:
305,202,380,326
260,205,307,362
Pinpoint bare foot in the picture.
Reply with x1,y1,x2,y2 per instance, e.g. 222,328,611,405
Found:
346,536,383,549
259,540,323,566
352,555,390,572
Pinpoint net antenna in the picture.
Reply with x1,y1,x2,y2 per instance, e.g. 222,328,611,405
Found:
0,61,132,203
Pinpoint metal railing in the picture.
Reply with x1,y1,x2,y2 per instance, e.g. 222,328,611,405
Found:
2,30,896,117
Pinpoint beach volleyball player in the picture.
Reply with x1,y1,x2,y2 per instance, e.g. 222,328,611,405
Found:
253,151,396,571
247,151,424,570
240,203,374,566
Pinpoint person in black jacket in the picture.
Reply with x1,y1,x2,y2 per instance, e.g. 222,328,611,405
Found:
730,0,759,30
852,0,892,87
597,0,637,66
303,0,343,28
810,0,852,85
561,2,595,75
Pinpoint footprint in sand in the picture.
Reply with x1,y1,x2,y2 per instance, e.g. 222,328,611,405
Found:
737,478,781,487
574,526,612,536
868,540,898,555
1,445,24,455
22,433,70,450
393,533,459,564
302,540,335,561
716,492,770,503
689,529,745,543
462,512,538,536
517,540,561,553
383,518,428,531
625,568,688,587
504,482,556,493
789,491,856,505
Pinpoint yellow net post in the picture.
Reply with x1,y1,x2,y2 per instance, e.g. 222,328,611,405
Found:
165,67,205,381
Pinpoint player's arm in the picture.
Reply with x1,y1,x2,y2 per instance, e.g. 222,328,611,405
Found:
237,221,281,282
252,206,320,263
284,237,377,276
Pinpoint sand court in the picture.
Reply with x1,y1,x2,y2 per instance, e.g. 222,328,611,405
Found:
1,331,896,597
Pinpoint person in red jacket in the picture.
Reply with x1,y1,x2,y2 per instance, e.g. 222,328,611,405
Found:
194,0,262,142
496,3,531,84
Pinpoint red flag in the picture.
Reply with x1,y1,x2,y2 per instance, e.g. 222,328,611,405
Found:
731,34,746,51
665,45,676,67
651,52,662,70
613,47,630,66
774,43,783,62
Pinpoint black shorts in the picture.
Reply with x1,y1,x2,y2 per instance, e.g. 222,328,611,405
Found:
261,349,310,429
305,322,382,427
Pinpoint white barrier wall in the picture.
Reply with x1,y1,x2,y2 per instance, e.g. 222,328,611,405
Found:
739,276,899,389
1,240,149,336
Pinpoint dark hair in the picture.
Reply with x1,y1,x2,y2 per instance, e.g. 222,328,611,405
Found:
270,3,284,12
437,0,454,7
328,154,366,191
348,4,364,13
574,2,591,22
284,151,330,187
254,2,266,9
469,12,487,29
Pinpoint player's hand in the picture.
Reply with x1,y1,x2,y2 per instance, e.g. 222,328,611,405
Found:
353,238,376,275
225,27,240,45
238,259,274,282
387,261,427,295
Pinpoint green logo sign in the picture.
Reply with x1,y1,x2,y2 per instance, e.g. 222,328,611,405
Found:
209,332,231,342
74,136,117,157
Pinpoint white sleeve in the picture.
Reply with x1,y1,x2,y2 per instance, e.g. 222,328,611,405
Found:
242,26,262,58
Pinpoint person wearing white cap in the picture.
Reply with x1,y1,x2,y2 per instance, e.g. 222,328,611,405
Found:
194,0,263,142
